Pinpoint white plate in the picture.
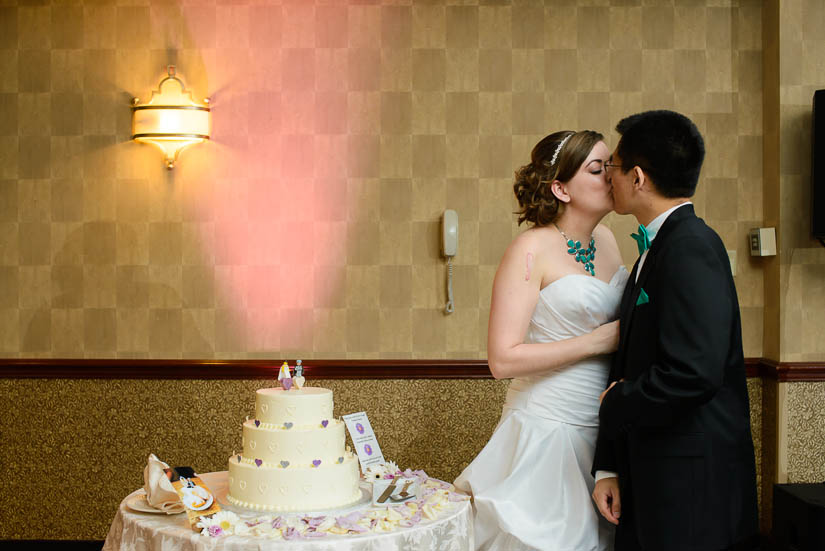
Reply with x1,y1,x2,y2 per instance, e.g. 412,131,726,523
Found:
126,492,181,514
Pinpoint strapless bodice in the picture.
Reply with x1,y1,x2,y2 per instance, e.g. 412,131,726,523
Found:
506,266,629,427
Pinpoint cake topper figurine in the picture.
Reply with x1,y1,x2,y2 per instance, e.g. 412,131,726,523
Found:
293,359,305,389
278,362,293,391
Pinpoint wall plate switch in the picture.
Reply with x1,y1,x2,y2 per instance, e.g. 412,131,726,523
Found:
749,227,777,256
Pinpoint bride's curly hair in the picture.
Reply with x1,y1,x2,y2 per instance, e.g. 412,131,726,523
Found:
513,130,604,227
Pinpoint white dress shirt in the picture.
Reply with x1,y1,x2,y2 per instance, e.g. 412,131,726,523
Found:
595,202,692,483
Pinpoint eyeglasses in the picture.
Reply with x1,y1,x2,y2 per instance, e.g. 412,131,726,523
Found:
603,162,626,174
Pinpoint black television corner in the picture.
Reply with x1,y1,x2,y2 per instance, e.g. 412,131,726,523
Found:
772,483,825,551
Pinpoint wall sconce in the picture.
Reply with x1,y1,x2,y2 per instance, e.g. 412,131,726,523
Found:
131,66,210,169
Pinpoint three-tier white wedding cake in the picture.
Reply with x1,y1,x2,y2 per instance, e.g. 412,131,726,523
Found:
227,387,362,512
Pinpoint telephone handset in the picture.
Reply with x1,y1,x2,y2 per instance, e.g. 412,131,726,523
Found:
441,210,458,314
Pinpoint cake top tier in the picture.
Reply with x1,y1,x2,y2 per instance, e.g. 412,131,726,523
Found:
255,387,333,427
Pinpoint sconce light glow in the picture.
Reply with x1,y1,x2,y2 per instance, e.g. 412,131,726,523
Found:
131,66,211,169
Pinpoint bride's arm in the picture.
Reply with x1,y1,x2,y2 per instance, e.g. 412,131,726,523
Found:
487,233,618,380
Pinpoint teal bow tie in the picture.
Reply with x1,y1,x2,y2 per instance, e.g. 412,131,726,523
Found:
630,224,651,255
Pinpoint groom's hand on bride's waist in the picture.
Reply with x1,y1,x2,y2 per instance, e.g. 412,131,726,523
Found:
599,379,623,404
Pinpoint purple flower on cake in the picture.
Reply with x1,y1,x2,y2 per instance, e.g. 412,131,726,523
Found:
321,420,328,428
312,459,321,467
271,516,284,529
254,419,260,427
254,459,262,467
207,525,224,537
282,527,302,540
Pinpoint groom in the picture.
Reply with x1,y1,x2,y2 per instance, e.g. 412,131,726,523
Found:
592,110,758,550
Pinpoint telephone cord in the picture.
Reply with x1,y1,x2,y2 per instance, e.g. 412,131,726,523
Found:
445,257,455,314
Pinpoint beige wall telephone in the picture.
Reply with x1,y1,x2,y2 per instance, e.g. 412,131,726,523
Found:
442,210,458,314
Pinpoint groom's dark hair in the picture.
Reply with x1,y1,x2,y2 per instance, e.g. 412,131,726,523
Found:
615,110,705,198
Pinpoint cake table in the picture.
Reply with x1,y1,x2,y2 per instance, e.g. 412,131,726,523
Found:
103,471,473,551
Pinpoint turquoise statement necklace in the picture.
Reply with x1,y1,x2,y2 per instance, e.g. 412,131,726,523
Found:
555,224,596,276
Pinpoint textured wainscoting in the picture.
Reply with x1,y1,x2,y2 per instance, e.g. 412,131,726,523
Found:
0,378,508,539
1,376,769,540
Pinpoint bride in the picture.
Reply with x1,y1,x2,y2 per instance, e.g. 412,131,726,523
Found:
455,130,626,551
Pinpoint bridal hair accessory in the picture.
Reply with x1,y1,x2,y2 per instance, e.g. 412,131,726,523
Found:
555,224,596,276
550,133,572,166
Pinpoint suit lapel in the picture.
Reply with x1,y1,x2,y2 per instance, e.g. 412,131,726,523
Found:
614,204,697,377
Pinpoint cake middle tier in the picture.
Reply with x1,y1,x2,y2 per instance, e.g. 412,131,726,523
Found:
242,419,346,465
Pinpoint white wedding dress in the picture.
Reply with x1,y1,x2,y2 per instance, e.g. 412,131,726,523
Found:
455,267,629,551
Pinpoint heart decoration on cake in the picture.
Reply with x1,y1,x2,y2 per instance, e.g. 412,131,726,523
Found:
280,460,290,468
303,485,312,495
254,419,260,427
260,404,268,413
312,459,321,467
283,422,293,429
249,440,256,449
337,456,344,464
321,420,329,428
254,459,263,467
268,443,278,453
258,483,268,494
239,480,247,490
296,444,305,455
286,406,296,417
237,455,242,463
279,487,288,495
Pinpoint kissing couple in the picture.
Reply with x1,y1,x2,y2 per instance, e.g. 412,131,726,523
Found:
455,110,760,551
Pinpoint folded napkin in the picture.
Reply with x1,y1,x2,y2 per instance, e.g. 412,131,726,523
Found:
143,454,186,514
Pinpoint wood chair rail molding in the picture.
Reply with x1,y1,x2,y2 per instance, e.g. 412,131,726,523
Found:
0,358,823,381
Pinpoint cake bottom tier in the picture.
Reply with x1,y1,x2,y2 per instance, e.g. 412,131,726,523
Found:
227,454,362,512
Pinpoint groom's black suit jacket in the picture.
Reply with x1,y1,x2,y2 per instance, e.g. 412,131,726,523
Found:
593,205,758,551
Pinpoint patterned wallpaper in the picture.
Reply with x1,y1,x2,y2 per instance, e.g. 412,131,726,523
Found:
776,0,825,362
0,0,765,359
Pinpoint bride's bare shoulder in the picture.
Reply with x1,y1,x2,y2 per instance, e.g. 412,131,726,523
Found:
508,225,561,254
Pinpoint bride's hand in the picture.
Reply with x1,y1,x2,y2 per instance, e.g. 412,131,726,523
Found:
589,320,620,355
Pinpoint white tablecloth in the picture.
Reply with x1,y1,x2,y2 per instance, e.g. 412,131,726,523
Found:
103,472,473,551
